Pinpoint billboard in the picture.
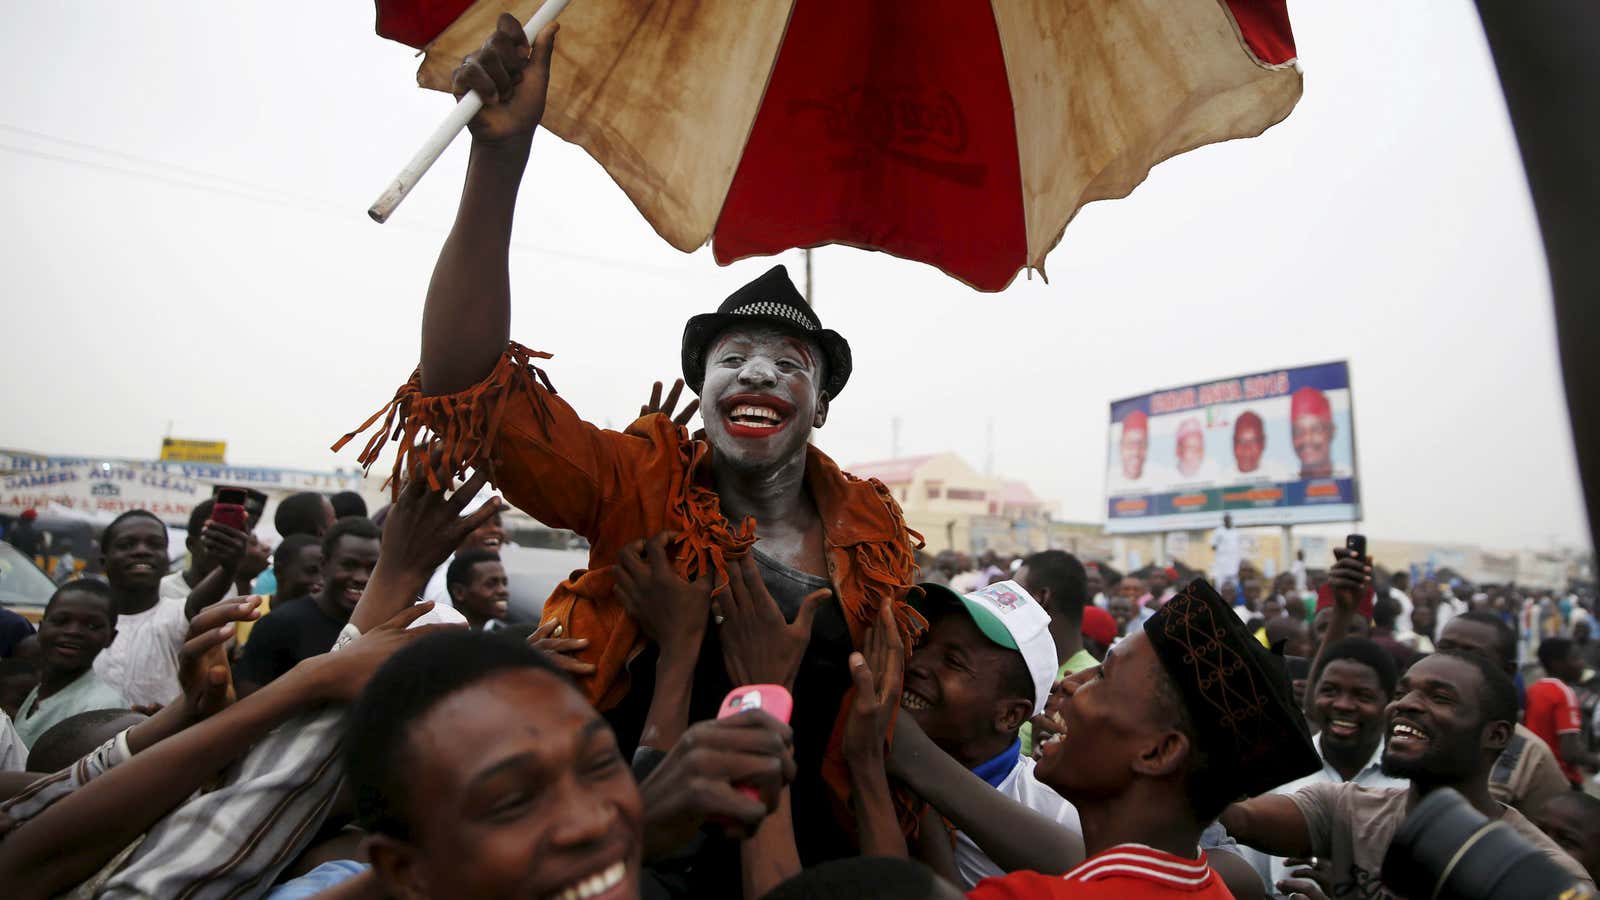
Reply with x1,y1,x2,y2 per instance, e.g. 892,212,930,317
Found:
1105,361,1360,533
0,449,363,524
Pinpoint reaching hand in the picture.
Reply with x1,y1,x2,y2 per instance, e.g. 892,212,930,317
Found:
198,521,250,576
527,621,595,676
639,379,700,429
178,597,263,720
842,600,905,763
614,532,712,659
639,710,795,860
314,603,462,703
718,555,830,690
382,463,502,582
454,13,559,146
1328,547,1372,613
238,535,272,582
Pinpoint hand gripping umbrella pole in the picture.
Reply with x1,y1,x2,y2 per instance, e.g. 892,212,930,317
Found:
367,0,574,223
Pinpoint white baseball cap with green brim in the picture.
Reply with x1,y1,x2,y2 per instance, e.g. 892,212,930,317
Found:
918,579,1059,714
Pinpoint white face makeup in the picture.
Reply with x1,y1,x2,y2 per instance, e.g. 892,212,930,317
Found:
698,326,828,473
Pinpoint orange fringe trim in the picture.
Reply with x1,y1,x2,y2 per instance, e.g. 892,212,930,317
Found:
331,342,555,494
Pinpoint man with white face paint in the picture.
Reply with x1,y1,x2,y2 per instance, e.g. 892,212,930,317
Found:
341,18,925,893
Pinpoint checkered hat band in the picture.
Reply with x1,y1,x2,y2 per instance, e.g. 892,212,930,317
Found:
730,301,819,332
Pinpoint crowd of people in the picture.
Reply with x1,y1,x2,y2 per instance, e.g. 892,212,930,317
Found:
1,19,1597,900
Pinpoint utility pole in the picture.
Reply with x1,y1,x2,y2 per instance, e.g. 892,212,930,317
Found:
804,248,814,305
984,417,995,477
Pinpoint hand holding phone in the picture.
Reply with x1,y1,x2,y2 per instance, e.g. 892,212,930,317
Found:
211,487,249,532
717,685,793,802
1345,533,1367,560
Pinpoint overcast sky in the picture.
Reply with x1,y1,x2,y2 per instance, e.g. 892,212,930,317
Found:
1,1,1587,551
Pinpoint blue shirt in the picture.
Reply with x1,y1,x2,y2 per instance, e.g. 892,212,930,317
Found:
970,738,1023,789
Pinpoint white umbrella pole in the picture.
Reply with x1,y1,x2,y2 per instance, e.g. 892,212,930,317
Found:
367,0,574,223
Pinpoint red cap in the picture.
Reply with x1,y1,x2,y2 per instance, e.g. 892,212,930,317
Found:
1123,410,1148,433
1177,417,1203,440
1291,387,1331,421
1081,605,1118,645
19,508,37,522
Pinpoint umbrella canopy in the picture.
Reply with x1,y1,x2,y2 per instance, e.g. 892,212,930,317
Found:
378,0,1300,291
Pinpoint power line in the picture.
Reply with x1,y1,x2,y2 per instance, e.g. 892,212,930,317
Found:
0,124,711,279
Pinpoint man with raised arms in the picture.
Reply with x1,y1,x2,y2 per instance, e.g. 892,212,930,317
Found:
339,15,924,889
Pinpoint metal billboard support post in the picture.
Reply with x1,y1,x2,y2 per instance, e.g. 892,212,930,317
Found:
1281,524,1294,576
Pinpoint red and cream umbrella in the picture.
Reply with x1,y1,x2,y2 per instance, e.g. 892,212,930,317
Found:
375,0,1300,291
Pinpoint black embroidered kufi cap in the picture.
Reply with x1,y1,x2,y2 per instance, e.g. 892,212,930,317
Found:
1144,579,1321,805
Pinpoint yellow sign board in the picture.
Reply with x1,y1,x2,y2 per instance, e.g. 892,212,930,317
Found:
159,438,227,463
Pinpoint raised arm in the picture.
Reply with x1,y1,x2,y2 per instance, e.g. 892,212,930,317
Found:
1218,794,1314,859
420,14,557,396
183,520,250,620
842,600,909,859
1303,548,1371,722
613,532,712,753
0,603,441,899
888,714,1084,875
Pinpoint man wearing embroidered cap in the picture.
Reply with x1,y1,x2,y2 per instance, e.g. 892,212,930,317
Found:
968,578,1321,899
338,27,923,885
1290,387,1335,480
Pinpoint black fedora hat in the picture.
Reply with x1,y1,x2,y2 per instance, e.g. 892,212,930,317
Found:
681,265,852,399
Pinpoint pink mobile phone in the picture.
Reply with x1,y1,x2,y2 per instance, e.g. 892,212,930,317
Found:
718,685,793,802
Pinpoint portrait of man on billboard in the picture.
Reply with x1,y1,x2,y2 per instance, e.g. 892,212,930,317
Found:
1119,410,1149,481
1290,387,1336,479
1233,410,1265,474
1176,417,1206,479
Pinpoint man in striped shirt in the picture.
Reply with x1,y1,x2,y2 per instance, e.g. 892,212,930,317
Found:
969,579,1320,898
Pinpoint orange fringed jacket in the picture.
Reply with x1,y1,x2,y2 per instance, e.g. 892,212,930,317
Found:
338,342,926,820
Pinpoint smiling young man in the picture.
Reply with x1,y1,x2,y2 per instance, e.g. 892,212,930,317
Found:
1221,650,1592,898
341,16,923,875
347,632,646,900
91,510,190,707
968,579,1320,899
1238,638,1405,894
446,550,510,630
1435,611,1572,814
421,501,507,611
234,534,328,652
891,580,1080,888
13,581,126,749
235,517,386,695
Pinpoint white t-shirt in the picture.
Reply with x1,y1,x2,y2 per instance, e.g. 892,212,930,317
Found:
421,556,458,610
953,754,1083,888
159,570,239,606
1211,527,1242,582
0,711,24,771
93,595,189,707
1388,587,1414,635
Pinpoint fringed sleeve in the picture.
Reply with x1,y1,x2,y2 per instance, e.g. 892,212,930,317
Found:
333,342,556,494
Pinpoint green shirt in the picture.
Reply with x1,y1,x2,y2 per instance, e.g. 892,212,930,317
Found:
15,669,128,749
1019,649,1099,757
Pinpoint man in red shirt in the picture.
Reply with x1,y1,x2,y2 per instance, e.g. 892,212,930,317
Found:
1529,637,1600,785
971,579,1320,898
